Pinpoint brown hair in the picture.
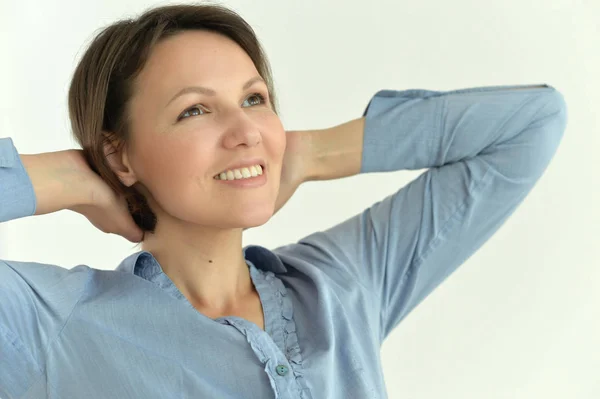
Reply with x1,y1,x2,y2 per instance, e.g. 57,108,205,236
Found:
68,2,279,240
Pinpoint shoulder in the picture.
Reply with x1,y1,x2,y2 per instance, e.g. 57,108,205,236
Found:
1,258,93,283
0,259,103,340
0,259,99,382
0,259,96,302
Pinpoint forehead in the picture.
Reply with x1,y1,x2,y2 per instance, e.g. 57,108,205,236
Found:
134,30,259,95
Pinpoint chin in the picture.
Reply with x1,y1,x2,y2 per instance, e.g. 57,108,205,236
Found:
230,205,275,229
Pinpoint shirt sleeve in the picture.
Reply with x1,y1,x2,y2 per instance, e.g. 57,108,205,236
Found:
0,262,44,398
286,83,567,343
0,138,90,397
0,137,37,223
0,260,92,398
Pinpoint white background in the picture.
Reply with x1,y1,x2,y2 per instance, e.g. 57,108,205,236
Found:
1,0,598,397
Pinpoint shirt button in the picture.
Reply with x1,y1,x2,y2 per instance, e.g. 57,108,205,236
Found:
276,364,289,376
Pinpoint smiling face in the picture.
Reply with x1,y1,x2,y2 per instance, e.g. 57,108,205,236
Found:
121,30,285,230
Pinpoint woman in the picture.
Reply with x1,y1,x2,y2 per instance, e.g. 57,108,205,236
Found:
0,3,567,399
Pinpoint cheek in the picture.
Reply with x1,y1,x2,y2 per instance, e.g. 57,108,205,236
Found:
263,118,286,159
136,141,213,199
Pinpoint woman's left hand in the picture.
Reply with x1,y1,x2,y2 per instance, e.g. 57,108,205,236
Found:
272,129,313,217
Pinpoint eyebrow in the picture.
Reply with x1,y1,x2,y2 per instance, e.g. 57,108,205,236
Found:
166,76,266,107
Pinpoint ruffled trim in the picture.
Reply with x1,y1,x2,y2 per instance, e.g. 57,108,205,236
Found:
258,269,313,398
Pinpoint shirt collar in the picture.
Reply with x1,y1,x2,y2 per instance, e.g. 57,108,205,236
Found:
115,244,288,281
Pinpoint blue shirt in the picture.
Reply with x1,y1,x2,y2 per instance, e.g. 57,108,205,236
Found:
0,84,567,399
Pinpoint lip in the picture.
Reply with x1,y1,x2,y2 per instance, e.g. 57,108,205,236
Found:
213,158,266,177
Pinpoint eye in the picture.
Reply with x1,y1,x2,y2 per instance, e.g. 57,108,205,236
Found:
177,92,269,122
177,105,205,121
242,93,267,107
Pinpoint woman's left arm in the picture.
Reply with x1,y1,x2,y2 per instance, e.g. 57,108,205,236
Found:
274,83,568,342
270,114,363,217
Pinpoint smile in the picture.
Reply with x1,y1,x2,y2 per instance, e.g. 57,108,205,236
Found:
214,164,263,181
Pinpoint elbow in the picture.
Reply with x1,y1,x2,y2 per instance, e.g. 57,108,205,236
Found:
537,87,568,146
522,88,569,179
495,88,568,186
544,86,568,133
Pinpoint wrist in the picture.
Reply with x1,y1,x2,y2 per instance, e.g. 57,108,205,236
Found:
304,118,364,182
62,149,97,207
300,129,321,182
21,150,91,216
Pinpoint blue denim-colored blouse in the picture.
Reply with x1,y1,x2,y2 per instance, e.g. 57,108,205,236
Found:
0,84,567,399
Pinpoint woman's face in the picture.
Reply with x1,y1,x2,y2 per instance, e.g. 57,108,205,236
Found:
124,30,285,230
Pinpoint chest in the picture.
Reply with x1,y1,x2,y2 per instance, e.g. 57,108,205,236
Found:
43,270,383,398
198,291,265,331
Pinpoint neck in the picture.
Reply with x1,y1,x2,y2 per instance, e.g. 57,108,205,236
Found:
141,217,253,313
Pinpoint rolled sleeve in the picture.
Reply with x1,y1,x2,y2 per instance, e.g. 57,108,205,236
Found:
0,137,37,223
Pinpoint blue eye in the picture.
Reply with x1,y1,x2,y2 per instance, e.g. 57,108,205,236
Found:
177,92,268,122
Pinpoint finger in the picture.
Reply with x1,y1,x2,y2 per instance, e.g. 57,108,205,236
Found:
121,219,144,243
125,229,144,243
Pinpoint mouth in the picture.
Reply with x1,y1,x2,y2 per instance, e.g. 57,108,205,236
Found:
213,163,266,181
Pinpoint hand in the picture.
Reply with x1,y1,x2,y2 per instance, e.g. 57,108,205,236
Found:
66,150,144,243
272,129,312,217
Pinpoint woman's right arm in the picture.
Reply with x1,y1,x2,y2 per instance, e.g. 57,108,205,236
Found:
21,147,92,217
1,137,89,222
0,137,143,242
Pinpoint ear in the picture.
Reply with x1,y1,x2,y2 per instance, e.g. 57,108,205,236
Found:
102,132,138,187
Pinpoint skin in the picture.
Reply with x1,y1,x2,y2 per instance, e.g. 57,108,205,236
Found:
105,30,286,326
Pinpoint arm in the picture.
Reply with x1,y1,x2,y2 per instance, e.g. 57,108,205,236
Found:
0,137,89,223
0,138,142,242
0,137,95,397
304,116,365,182
269,118,365,217
305,84,555,181
275,83,567,342
0,137,37,223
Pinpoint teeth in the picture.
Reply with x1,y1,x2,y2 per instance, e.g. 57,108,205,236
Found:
215,165,263,180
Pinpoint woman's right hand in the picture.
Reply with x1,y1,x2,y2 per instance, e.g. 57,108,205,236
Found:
19,150,142,243
21,148,144,243
65,149,144,243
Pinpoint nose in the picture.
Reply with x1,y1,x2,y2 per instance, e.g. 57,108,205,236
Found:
221,109,262,149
